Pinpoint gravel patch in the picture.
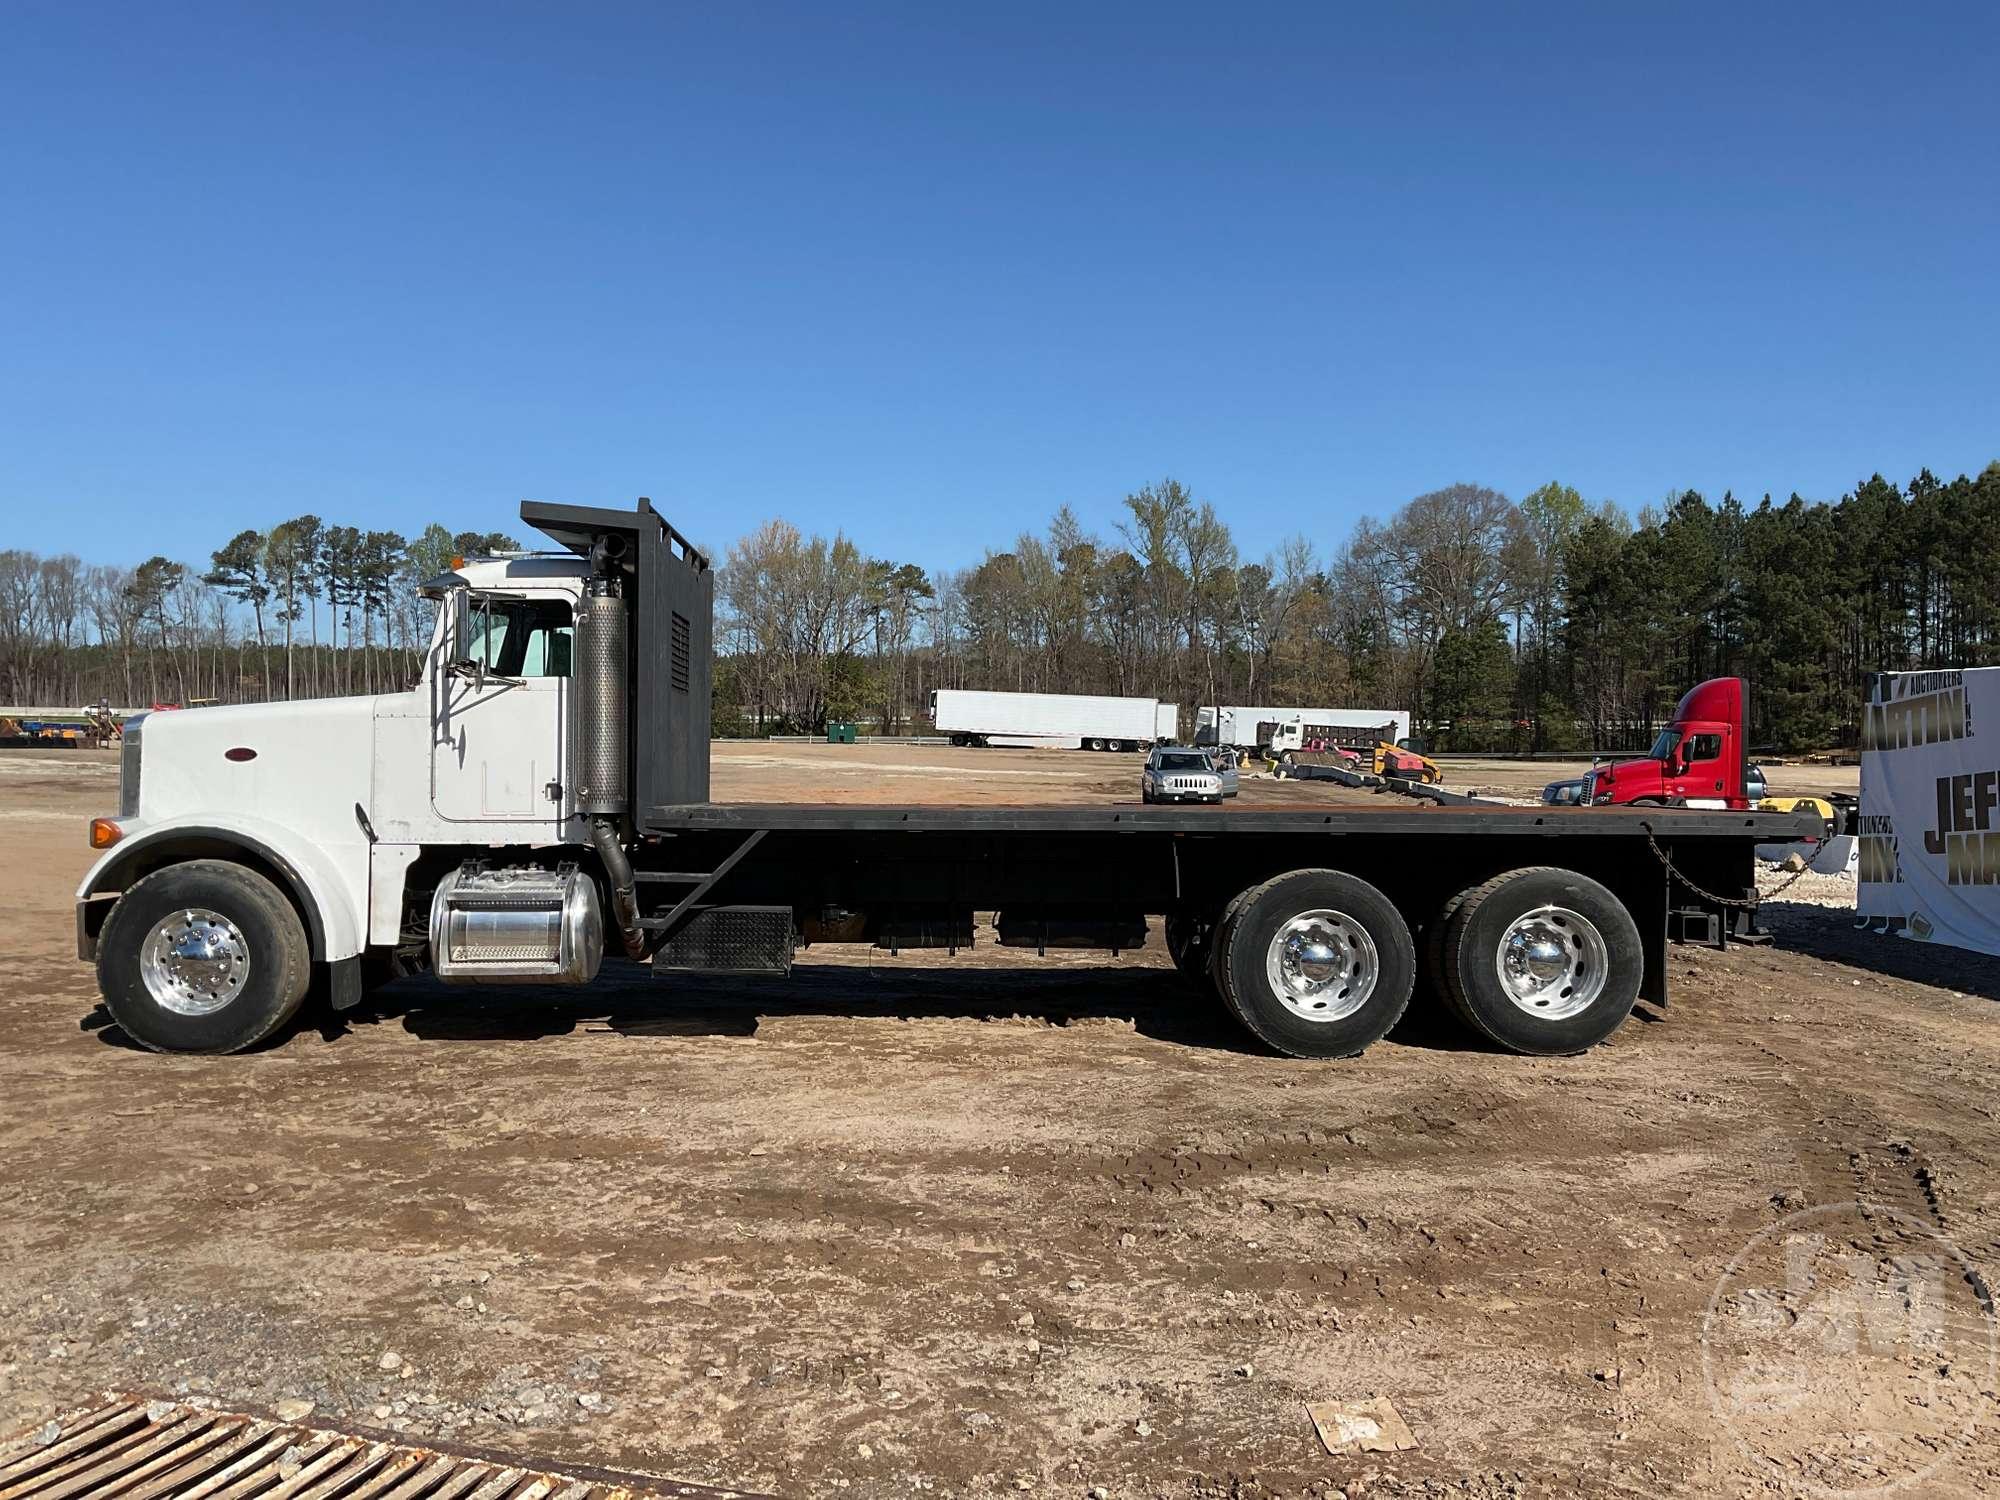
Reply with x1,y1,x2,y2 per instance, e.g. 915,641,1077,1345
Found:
1757,862,1855,909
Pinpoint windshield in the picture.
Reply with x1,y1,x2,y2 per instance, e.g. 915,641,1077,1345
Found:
1647,728,1680,761
1157,753,1209,772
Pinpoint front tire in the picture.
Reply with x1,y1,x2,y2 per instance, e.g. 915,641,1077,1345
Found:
1214,870,1415,1058
97,859,312,1054
1438,866,1642,1054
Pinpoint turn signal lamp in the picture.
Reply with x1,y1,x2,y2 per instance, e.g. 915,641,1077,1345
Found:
89,818,123,849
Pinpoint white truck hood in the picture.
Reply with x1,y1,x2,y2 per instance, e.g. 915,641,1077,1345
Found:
127,697,381,831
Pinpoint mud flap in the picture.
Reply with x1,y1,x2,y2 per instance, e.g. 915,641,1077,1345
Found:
328,954,364,1011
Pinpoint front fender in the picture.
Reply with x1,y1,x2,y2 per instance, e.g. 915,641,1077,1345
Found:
76,814,367,962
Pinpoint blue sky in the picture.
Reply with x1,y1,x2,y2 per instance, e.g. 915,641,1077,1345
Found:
2,2,1994,572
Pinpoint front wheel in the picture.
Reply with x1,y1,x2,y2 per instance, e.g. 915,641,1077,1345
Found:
96,859,312,1053
1213,870,1416,1058
1437,866,1642,1054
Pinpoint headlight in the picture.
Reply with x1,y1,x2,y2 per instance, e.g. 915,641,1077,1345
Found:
119,713,147,818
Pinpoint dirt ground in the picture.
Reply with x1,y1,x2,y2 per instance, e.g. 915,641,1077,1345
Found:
3,742,1995,1500
714,744,1861,807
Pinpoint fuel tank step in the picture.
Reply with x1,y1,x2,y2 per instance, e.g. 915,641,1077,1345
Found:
651,905,795,975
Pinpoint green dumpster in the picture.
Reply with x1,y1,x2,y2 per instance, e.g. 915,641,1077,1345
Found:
827,721,858,744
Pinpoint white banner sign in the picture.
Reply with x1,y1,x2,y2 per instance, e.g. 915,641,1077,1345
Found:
1856,667,2000,952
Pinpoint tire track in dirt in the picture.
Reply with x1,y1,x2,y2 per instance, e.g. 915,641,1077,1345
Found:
1748,1038,2000,1312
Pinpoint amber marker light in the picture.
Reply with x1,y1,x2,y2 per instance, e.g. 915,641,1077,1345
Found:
89,818,123,849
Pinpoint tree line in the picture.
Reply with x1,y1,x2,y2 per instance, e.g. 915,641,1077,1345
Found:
4,460,1995,752
0,519,516,710
719,463,2000,751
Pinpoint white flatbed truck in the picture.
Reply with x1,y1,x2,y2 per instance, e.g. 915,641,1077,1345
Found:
76,499,1814,1058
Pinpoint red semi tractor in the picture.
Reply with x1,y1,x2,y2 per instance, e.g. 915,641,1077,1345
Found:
1566,678,1766,809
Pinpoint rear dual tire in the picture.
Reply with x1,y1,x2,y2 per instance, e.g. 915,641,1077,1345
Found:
1212,870,1415,1059
1428,866,1642,1054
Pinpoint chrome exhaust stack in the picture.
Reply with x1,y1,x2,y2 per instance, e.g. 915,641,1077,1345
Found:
573,546,630,817
572,532,649,960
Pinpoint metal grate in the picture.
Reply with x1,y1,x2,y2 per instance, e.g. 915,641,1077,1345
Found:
0,1395,768,1500
653,906,794,975
669,613,691,694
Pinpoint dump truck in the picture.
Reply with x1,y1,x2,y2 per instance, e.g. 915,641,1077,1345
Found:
75,498,1815,1060
1197,704,1412,752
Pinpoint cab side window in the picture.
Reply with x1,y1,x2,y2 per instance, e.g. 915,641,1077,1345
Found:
518,616,573,677
1685,732,1722,763
464,600,573,677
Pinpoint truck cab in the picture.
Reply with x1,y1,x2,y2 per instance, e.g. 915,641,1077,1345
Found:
1585,677,1752,809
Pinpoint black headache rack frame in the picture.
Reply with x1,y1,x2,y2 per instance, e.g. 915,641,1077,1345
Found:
522,497,714,808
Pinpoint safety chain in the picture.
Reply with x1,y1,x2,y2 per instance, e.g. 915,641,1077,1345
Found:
1639,818,1824,911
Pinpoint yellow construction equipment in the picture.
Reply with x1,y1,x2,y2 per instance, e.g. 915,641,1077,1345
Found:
1372,741,1443,784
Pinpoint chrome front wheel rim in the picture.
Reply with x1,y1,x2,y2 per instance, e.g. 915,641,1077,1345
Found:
1495,905,1607,1020
139,908,251,1015
1265,909,1378,1022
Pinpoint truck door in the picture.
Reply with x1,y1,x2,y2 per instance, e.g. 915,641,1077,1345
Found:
432,597,573,827
1673,725,1730,808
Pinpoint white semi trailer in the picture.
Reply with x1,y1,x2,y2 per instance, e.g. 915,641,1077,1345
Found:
931,688,1174,751
1197,704,1413,752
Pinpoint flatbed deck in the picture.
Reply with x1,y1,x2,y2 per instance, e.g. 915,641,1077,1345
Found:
645,801,1815,838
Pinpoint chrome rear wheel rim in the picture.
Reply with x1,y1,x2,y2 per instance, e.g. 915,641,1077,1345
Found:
1495,905,1607,1020
140,908,251,1015
1265,909,1378,1022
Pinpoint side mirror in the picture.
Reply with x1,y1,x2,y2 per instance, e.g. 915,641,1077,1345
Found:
447,587,475,669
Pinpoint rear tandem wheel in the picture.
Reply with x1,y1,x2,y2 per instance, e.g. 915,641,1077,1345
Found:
1434,866,1643,1054
1210,869,1416,1059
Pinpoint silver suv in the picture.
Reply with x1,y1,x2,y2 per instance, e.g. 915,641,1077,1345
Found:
1143,747,1223,805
